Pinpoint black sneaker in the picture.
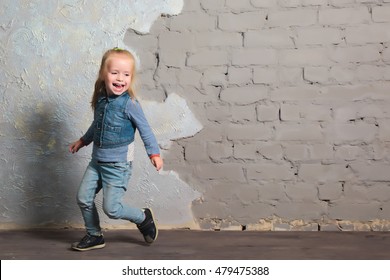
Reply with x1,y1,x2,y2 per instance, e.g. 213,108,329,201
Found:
137,208,158,244
71,234,105,251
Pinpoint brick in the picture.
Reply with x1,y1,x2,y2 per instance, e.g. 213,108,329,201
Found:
259,144,283,160
285,183,318,202
160,50,186,67
155,66,178,86
280,48,332,66
220,85,268,105
233,142,261,160
250,0,276,8
170,13,217,31
330,45,381,63
358,104,385,119
325,123,377,144
322,83,390,103
380,202,390,219
207,142,233,161
206,183,253,202
187,50,229,66
247,163,295,181
284,144,310,161
275,202,326,220
253,67,277,85
333,104,362,122
201,67,228,87
329,0,355,6
226,0,256,12
346,24,390,44
280,104,301,121
305,104,332,121
279,68,303,85
356,65,384,81
350,162,390,181
296,27,343,46
182,86,219,103
329,66,355,83
309,144,334,160
343,183,370,203
318,182,343,201
196,163,246,181
268,9,317,27
237,203,275,223
270,86,320,101
319,224,341,231
228,67,252,85
137,51,157,70
161,141,184,162
280,104,332,121
319,7,370,25
258,182,287,201
329,202,380,221
138,70,156,88
234,141,283,161
275,124,323,141
195,123,225,142
231,104,257,122
200,0,225,11
124,33,158,51
256,104,280,121
206,104,231,122
372,6,390,22
178,68,202,86
218,12,266,32
245,29,294,48
159,32,195,51
274,223,291,231
195,32,242,48
378,120,390,141
301,0,328,6
278,0,301,8
138,88,166,102
232,48,278,66
227,124,273,140
304,66,329,84
181,0,202,12
298,164,353,183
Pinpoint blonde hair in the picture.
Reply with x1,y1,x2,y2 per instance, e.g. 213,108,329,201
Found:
91,48,137,110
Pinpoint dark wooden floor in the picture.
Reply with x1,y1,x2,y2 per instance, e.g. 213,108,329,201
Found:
1,229,389,260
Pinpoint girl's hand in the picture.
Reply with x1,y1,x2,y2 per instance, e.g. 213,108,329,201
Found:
151,156,163,171
69,139,84,154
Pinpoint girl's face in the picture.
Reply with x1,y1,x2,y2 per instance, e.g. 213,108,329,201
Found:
104,53,134,96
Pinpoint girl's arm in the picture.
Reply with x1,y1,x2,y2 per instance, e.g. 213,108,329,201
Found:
69,120,95,153
150,154,163,171
69,138,85,153
127,99,163,170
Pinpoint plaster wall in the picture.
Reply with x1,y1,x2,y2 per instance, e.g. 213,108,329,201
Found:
2,0,390,231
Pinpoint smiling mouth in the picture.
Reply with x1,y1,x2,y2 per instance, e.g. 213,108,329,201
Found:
113,83,124,89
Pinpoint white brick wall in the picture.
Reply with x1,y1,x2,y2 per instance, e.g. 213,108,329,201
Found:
125,0,390,230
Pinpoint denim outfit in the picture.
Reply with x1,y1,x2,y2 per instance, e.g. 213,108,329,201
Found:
77,92,159,236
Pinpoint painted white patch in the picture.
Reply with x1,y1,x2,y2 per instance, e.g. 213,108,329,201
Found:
0,0,204,228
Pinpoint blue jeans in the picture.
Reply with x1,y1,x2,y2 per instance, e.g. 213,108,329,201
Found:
77,160,145,236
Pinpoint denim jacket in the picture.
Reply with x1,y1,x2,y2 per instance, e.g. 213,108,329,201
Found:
81,92,159,160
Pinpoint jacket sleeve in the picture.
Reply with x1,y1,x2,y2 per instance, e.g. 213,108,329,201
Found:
80,121,95,146
126,99,160,157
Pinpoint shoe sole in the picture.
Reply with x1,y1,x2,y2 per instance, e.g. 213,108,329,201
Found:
71,243,106,251
145,208,158,244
